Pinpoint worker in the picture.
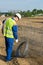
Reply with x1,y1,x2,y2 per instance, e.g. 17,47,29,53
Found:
3,13,21,61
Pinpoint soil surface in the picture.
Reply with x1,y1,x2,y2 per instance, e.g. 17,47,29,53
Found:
0,17,43,65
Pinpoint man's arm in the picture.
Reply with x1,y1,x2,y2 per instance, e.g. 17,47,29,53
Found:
12,25,18,42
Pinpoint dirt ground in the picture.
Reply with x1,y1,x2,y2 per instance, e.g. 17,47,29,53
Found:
0,17,43,65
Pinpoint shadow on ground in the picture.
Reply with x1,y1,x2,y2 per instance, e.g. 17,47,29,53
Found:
0,54,6,62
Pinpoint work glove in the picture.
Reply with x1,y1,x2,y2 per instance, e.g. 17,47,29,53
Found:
15,39,18,43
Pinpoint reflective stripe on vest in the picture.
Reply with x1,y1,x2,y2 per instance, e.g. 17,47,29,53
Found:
4,18,17,38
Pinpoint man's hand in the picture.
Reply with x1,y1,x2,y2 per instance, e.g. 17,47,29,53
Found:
15,39,18,43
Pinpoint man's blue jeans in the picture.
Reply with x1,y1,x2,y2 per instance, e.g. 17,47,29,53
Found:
5,37,14,61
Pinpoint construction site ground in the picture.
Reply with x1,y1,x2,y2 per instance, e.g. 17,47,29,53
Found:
0,17,43,65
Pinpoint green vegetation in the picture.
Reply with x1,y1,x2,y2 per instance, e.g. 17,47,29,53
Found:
19,9,43,17
0,9,43,17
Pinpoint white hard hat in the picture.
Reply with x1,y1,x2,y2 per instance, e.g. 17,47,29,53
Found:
16,13,21,19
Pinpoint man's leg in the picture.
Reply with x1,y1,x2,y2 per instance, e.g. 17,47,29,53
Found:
5,37,8,53
5,37,14,61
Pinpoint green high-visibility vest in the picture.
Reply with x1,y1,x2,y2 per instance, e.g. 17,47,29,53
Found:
4,18,17,38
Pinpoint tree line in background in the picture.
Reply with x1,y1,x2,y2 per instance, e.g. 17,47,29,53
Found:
0,9,43,17
19,9,43,17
